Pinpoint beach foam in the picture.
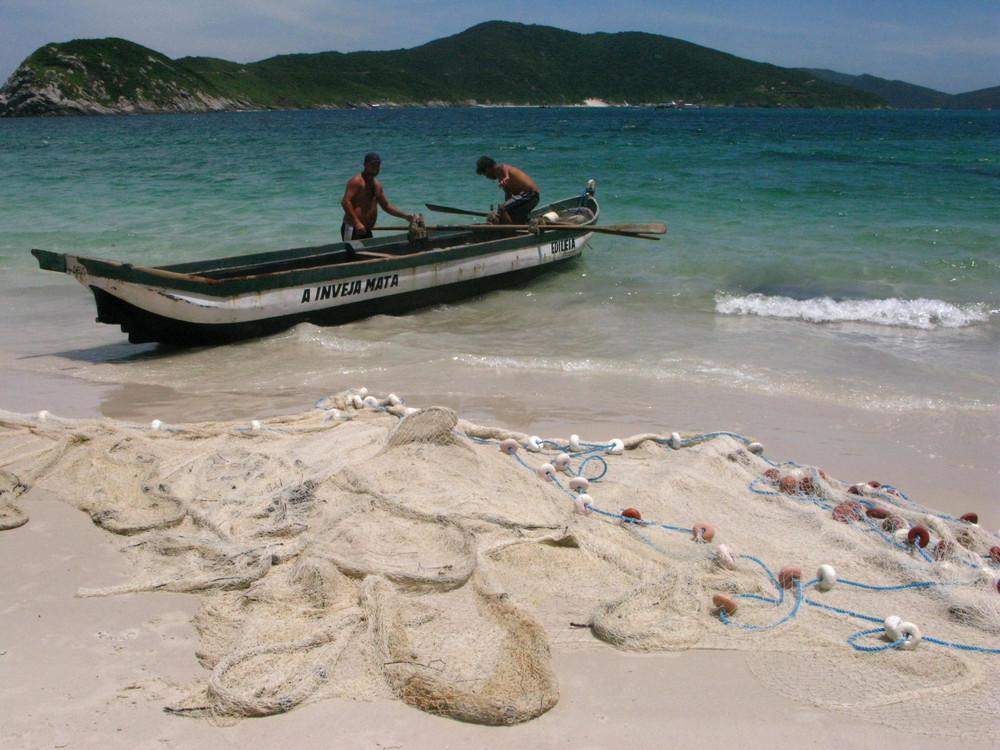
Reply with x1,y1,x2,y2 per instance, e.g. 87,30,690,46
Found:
715,293,992,330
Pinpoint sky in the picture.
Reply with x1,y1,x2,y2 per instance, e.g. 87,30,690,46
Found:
1,1,997,94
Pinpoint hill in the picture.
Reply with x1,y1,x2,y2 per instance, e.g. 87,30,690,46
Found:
802,69,1000,110
2,22,890,116
0,38,246,116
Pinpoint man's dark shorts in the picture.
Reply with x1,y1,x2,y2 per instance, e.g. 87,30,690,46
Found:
341,223,373,242
502,191,540,225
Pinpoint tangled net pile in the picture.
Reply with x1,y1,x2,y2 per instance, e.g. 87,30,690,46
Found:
1,389,998,736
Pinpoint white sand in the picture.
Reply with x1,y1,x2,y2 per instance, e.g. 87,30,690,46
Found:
1,379,997,749
3,495,996,749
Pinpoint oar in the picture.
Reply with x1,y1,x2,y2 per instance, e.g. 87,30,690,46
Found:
424,204,665,238
373,222,666,240
425,203,489,217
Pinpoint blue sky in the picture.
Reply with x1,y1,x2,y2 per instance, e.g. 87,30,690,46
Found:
1,1,997,94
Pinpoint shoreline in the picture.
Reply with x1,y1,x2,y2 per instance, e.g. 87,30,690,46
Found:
3,361,994,526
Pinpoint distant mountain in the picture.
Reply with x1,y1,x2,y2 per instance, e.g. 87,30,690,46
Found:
802,69,999,110
1,22,891,117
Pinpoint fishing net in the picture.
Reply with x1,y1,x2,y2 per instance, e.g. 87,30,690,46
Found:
1,390,997,737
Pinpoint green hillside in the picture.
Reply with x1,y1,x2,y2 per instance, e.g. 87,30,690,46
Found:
185,22,884,109
802,68,1000,110
1,37,244,115
1,21,888,116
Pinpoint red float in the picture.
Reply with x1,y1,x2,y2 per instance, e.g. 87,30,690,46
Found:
712,593,738,616
932,540,955,561
907,526,930,548
832,502,864,523
692,520,715,542
778,565,802,589
882,516,906,532
779,476,800,494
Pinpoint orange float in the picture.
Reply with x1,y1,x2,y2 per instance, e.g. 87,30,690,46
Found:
779,476,800,494
712,593,738,616
691,520,715,542
778,565,802,589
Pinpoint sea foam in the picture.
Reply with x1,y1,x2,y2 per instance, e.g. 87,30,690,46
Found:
715,293,991,330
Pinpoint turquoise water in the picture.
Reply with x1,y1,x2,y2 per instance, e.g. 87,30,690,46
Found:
1,107,997,431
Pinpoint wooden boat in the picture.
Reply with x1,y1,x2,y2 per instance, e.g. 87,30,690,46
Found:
32,180,660,346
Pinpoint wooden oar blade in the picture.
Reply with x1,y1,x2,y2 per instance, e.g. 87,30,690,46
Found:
595,222,666,234
546,222,666,234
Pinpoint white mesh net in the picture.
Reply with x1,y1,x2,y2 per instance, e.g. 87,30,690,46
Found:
1,389,997,736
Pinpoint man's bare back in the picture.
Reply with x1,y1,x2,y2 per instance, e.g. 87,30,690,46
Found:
475,156,540,225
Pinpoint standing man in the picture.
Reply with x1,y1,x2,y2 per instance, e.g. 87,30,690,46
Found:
475,156,540,225
341,152,415,241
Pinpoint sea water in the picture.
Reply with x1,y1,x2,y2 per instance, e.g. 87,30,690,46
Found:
0,107,997,510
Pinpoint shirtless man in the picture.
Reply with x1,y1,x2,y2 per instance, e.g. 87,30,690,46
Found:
340,152,415,241
475,156,540,224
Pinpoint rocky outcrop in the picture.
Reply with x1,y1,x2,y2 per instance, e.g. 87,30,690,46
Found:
0,40,249,117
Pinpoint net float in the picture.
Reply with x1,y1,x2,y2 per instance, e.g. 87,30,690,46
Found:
778,565,802,589
499,438,519,455
816,564,837,592
932,540,955,561
553,453,572,472
882,515,906,532
621,508,642,523
712,593,738,616
692,520,715,542
832,502,864,522
716,544,737,570
779,476,799,493
907,526,930,548
536,463,556,481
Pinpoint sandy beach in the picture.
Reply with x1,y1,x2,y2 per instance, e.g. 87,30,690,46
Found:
2,370,997,750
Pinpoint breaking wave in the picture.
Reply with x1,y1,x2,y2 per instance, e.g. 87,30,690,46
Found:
715,293,992,330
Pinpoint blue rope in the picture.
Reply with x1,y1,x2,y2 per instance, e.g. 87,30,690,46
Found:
475,423,1000,656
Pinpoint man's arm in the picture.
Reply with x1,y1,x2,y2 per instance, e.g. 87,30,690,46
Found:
376,183,413,221
341,176,365,229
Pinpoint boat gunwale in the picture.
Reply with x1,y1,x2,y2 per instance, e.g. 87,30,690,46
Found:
33,192,599,298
